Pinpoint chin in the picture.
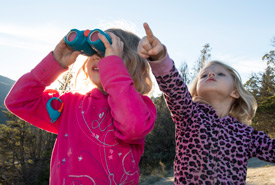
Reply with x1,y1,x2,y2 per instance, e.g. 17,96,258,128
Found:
94,83,103,89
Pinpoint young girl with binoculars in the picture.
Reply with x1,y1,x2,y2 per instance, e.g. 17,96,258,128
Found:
5,28,156,185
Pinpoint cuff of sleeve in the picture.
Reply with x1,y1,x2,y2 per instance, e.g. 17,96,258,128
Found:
148,46,174,76
31,52,68,86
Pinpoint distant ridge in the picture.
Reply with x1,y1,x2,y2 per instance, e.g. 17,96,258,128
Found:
0,75,15,86
0,75,15,123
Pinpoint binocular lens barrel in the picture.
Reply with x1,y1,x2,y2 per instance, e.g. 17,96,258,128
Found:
64,29,111,56
89,31,100,42
66,31,77,42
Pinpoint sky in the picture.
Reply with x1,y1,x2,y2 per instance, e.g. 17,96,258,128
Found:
0,0,275,95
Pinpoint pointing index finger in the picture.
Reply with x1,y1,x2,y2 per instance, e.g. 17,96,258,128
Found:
143,22,155,43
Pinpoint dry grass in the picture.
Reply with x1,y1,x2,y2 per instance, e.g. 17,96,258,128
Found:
246,166,275,185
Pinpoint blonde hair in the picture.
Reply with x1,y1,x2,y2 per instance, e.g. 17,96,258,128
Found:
189,60,257,125
77,28,153,95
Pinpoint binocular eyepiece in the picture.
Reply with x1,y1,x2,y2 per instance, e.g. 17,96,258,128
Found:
64,29,112,56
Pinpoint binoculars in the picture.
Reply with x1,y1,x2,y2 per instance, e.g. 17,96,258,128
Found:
64,29,112,56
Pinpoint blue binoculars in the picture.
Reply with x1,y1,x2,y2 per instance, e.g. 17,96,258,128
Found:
64,29,112,56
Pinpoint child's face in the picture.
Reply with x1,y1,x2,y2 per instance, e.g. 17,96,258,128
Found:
196,64,239,101
86,54,103,89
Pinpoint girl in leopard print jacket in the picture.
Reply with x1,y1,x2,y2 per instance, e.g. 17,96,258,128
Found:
138,23,275,185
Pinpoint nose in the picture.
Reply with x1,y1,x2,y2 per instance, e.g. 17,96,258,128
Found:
208,72,216,77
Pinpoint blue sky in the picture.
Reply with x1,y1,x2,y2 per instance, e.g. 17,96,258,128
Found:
1,0,275,95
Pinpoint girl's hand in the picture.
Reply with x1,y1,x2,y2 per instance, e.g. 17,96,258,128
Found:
53,38,81,68
99,32,124,58
138,22,165,61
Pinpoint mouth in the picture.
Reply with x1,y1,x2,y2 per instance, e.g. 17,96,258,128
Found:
207,77,216,82
92,66,99,71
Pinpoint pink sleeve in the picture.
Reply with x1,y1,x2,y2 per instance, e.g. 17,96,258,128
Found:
148,46,174,76
98,56,157,144
5,52,67,133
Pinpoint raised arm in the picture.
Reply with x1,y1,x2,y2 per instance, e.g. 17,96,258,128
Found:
138,23,195,129
5,52,67,133
5,38,80,133
98,30,157,144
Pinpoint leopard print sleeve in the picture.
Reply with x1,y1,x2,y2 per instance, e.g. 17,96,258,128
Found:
155,62,195,130
249,129,275,163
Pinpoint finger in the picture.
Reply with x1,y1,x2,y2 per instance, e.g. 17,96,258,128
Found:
61,37,71,50
56,38,66,51
148,48,160,56
143,44,152,52
138,37,153,53
139,47,149,56
115,38,124,54
118,40,124,50
143,22,155,43
138,46,150,58
142,39,153,51
107,32,123,50
138,51,149,59
60,37,66,45
98,33,111,48
71,51,81,59
155,43,164,54
111,33,122,47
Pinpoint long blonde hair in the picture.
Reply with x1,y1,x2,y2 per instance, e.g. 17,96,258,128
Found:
189,60,257,125
77,28,153,95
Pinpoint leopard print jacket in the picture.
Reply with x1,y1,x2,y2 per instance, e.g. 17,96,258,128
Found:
153,58,275,185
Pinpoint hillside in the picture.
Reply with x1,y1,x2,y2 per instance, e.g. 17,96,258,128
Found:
0,75,15,123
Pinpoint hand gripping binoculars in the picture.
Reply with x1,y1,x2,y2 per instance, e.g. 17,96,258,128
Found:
64,29,112,56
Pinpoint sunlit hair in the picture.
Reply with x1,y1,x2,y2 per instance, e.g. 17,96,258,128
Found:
76,28,153,95
189,60,257,125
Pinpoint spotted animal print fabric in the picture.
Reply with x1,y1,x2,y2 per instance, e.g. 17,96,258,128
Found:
151,56,275,185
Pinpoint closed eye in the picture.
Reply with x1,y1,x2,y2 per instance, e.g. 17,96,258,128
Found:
200,74,207,78
218,72,225,76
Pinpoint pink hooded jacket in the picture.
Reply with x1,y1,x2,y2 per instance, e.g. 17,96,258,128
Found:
5,52,156,185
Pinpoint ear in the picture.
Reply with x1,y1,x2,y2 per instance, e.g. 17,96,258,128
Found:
230,89,240,99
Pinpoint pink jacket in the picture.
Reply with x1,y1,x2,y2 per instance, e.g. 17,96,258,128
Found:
5,52,156,185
